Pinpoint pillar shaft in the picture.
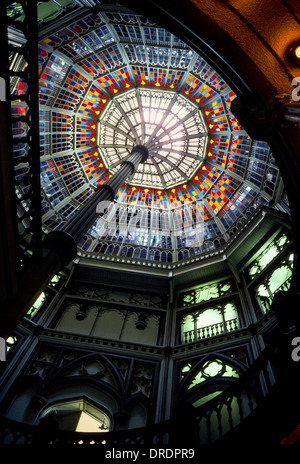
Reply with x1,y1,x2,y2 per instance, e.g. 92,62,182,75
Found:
0,145,148,337
62,145,148,243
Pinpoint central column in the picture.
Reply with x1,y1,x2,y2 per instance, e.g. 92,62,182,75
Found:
0,145,149,337
62,144,149,243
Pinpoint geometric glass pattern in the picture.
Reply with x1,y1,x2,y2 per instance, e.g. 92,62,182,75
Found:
25,4,285,263
99,89,207,188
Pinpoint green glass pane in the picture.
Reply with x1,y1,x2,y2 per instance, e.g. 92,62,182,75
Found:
27,292,46,318
182,364,191,373
188,371,205,389
6,336,17,352
220,283,231,293
33,292,46,309
197,309,222,328
268,266,292,293
277,234,288,247
258,244,279,270
182,314,194,332
182,281,232,306
188,359,239,390
223,365,239,378
256,284,269,297
195,285,219,303
248,234,291,278
203,360,223,377
249,265,257,276
224,303,237,320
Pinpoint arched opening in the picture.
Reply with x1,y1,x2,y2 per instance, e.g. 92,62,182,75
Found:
40,399,111,433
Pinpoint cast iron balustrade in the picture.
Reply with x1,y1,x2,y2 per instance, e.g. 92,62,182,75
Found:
194,349,275,444
183,318,239,344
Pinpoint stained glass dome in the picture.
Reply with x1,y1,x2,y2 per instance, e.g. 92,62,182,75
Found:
29,4,286,266
99,88,207,189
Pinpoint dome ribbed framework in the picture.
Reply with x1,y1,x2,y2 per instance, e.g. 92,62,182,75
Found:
31,3,286,264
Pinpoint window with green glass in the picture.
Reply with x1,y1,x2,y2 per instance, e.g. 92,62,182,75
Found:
247,233,290,279
180,280,232,308
181,358,239,391
181,301,239,343
26,292,47,319
6,336,18,353
255,253,293,313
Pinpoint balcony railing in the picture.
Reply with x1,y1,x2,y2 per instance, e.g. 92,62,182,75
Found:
195,346,275,444
183,318,239,344
0,417,171,446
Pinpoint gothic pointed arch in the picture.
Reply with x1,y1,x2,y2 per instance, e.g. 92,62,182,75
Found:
43,352,125,400
177,351,248,402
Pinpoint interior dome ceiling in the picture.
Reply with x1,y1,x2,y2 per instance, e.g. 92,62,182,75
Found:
99,88,207,189
28,2,285,263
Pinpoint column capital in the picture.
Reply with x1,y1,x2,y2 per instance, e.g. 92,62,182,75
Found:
43,231,77,267
131,144,149,163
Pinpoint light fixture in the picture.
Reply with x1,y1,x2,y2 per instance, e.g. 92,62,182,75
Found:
295,46,300,60
136,314,147,330
289,44,300,63
76,307,88,320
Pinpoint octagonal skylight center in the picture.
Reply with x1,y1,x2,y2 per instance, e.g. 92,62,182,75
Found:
98,88,208,189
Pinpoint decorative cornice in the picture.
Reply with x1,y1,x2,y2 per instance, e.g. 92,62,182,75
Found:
18,309,278,360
